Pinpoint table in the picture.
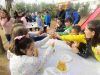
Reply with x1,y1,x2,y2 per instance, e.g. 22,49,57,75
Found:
26,22,38,28
38,39,100,75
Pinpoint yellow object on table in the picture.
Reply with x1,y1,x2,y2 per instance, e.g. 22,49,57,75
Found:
56,60,67,72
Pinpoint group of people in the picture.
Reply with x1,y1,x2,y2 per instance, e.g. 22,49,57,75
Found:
0,1,100,75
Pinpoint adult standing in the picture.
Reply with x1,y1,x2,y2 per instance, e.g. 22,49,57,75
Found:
65,1,80,25
56,4,65,25
0,9,14,43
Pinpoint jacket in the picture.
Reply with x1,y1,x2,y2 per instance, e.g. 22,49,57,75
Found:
60,34,100,61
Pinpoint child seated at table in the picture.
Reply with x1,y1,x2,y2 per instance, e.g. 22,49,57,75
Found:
66,25,81,47
57,17,73,35
70,26,88,57
56,18,65,32
7,36,55,75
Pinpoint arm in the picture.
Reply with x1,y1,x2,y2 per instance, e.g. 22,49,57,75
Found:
73,11,79,24
0,18,8,27
92,45,100,61
7,50,15,60
57,32,68,36
59,34,86,43
34,35,50,48
28,31,41,36
21,17,27,26
34,45,54,71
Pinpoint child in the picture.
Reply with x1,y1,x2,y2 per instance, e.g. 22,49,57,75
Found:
44,11,51,27
7,36,55,75
10,23,53,49
70,26,87,57
71,25,81,35
44,11,51,32
67,25,81,47
56,18,65,32
36,12,43,31
57,17,73,35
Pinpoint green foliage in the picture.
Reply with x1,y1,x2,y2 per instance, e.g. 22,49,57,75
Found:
13,2,90,18
13,2,56,18
78,3,90,17
40,3,57,18
74,3,80,11
13,2,26,12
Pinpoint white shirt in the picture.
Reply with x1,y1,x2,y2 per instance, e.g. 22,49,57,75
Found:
7,46,54,75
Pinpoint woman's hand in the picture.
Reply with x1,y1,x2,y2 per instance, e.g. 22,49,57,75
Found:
96,46,100,55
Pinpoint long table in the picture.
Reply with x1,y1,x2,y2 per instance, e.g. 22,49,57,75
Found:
38,39,100,75
26,22,38,28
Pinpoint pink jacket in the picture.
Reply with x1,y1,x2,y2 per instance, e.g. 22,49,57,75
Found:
0,18,14,34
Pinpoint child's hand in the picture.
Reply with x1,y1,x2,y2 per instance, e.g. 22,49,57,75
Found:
50,42,55,47
97,51,100,55
51,32,60,39
72,47,79,54
72,42,79,48
33,48,38,57
40,33,47,36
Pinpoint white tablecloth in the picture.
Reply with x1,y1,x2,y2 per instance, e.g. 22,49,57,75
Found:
26,22,38,28
38,39,100,75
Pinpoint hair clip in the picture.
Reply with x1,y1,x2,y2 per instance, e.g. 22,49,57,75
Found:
14,35,25,40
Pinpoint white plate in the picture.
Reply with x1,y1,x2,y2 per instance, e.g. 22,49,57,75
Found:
45,67,68,75
61,54,72,63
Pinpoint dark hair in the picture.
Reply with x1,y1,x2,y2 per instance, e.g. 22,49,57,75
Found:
87,20,100,46
11,23,28,40
10,23,29,51
13,11,19,19
1,9,11,21
65,17,73,24
72,25,81,33
14,36,33,55
46,11,49,14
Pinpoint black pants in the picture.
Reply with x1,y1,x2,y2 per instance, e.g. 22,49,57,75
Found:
5,34,11,42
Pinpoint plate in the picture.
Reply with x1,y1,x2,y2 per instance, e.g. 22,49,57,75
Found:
56,67,68,73
60,54,72,63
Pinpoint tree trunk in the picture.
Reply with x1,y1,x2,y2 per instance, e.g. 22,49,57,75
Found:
5,0,13,13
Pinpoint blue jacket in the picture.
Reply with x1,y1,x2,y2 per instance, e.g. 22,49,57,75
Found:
44,14,51,25
65,8,80,25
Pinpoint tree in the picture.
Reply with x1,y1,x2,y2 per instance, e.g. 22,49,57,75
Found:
40,3,57,18
5,0,13,12
79,3,90,17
